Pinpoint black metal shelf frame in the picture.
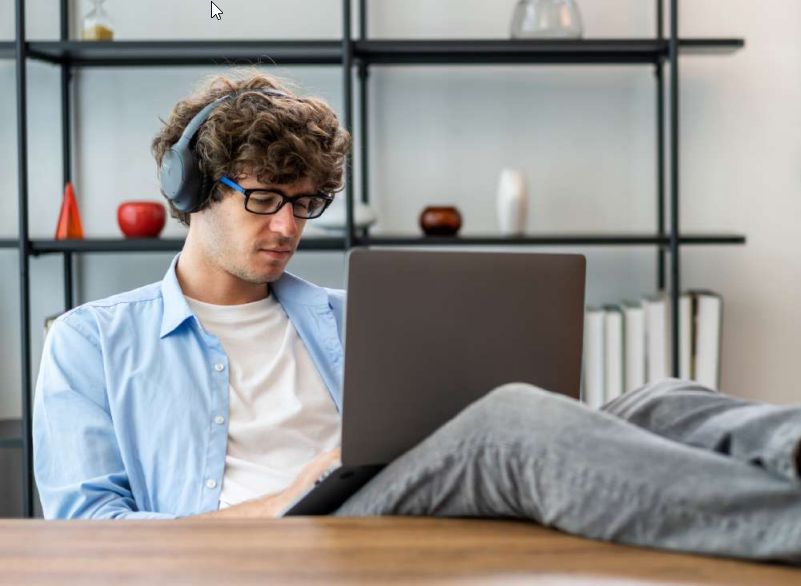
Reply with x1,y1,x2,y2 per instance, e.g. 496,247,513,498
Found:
14,0,33,518
0,420,24,449
360,234,747,247
23,233,745,255
353,38,743,65
0,438,24,449
25,40,344,67
10,0,745,517
2,38,745,67
29,236,347,254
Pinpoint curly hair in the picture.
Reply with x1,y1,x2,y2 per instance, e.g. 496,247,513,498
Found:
152,70,352,226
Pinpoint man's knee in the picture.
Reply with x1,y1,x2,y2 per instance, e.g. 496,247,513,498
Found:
601,377,716,418
478,381,559,412
443,382,586,444
630,377,715,398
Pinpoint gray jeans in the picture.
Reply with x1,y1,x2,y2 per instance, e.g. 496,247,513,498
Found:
333,378,801,564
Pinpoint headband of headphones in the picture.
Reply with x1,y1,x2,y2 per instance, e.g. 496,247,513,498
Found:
159,87,290,214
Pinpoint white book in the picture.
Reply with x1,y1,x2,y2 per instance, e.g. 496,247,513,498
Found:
643,294,668,383
582,307,605,409
676,293,693,380
691,290,723,390
622,301,646,392
603,305,624,403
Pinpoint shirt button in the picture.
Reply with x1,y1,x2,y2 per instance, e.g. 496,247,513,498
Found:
206,479,217,489
213,362,225,372
214,415,225,425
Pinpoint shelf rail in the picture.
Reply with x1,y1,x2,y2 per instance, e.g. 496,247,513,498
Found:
15,0,34,519
669,0,681,377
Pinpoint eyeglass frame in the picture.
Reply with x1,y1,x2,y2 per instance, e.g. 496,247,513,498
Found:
218,176,334,220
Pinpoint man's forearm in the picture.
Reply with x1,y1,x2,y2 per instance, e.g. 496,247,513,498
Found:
186,449,340,519
184,497,271,519
182,493,290,519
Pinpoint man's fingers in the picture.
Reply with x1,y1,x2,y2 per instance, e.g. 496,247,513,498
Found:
303,448,341,482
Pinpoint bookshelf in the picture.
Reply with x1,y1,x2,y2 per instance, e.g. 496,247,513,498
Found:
6,0,746,517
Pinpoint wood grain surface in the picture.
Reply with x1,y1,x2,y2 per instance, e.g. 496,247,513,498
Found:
0,517,797,585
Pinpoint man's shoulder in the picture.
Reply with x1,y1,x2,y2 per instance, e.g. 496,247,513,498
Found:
323,286,346,303
274,271,346,307
56,281,164,336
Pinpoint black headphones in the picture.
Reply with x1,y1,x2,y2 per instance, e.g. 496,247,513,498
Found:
159,87,290,213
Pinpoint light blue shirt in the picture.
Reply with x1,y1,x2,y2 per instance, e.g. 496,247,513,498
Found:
33,253,345,519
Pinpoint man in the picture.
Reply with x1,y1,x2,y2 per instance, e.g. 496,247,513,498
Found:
33,72,801,563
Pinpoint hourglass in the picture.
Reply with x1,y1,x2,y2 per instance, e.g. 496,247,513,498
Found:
82,0,114,41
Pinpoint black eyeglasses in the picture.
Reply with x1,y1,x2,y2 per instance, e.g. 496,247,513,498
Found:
219,176,334,220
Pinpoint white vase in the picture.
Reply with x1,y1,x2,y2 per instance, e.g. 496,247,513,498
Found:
496,168,528,236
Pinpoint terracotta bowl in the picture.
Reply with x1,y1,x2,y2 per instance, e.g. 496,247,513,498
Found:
419,206,462,236
117,201,166,238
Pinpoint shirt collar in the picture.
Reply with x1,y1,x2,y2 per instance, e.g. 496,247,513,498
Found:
270,269,330,310
159,252,331,338
159,253,196,339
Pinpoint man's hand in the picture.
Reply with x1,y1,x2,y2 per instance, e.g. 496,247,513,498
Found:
188,447,341,519
259,447,342,517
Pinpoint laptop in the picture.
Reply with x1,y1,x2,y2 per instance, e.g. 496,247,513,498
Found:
283,248,586,515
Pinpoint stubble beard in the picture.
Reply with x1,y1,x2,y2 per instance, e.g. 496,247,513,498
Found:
203,228,289,287
228,253,287,285
202,204,296,287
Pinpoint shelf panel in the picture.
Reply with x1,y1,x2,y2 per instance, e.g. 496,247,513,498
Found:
0,438,22,449
0,42,14,60
354,39,744,65
0,239,20,249
26,40,343,67
0,419,22,450
358,233,747,246
12,38,745,67
30,236,347,254
31,238,186,253
679,39,747,55
26,234,746,253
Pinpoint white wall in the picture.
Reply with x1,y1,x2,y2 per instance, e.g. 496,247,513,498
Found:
1,0,800,423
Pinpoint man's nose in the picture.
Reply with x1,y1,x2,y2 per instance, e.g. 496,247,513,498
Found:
270,202,300,237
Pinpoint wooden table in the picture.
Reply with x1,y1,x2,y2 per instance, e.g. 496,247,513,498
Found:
0,517,798,585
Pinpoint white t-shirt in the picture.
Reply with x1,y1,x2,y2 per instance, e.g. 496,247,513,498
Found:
185,292,341,510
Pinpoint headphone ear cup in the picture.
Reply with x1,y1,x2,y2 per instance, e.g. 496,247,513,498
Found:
160,144,201,213
159,147,185,199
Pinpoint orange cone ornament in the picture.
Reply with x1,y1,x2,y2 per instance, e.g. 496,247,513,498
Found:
55,182,85,239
